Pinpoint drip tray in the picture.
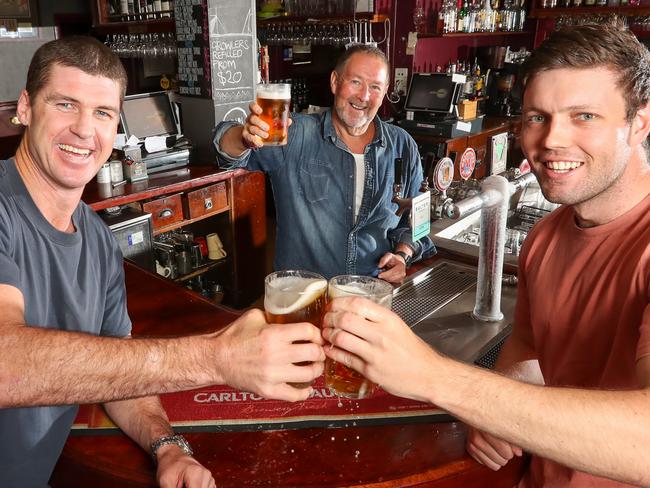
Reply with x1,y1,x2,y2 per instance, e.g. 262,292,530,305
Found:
393,260,517,365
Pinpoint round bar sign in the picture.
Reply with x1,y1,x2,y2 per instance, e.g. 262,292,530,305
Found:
433,157,455,192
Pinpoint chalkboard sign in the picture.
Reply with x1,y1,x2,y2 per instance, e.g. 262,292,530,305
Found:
207,0,257,125
175,0,211,98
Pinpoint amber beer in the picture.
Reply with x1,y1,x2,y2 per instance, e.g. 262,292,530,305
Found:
256,83,291,146
264,270,327,388
325,275,393,399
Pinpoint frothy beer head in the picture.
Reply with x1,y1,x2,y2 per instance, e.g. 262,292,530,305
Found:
328,276,393,307
256,83,291,146
256,83,291,100
264,276,327,315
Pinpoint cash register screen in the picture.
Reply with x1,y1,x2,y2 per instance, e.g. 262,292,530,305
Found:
120,91,179,140
403,73,460,114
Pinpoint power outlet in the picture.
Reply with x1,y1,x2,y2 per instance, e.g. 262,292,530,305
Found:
394,68,408,96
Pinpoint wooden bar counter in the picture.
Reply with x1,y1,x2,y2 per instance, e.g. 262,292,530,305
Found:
50,261,526,487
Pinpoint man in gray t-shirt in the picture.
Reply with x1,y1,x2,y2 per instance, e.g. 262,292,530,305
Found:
0,158,131,485
0,36,325,487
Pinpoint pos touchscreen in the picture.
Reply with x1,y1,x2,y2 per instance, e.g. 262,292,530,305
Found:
119,91,180,140
403,73,463,115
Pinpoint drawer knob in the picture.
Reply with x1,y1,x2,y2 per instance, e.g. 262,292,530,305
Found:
159,208,173,219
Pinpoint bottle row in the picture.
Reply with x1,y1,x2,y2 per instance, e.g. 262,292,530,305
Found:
106,0,174,21
539,0,640,7
438,0,527,34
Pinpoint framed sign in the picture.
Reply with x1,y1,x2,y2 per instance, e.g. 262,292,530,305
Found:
490,132,509,175
0,0,38,22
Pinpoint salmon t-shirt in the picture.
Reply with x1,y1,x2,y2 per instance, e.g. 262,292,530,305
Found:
515,194,650,488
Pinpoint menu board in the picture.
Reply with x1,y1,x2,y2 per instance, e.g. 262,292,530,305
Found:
175,0,211,97
207,0,257,124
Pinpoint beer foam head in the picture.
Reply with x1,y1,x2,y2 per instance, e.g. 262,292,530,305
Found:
329,279,393,307
265,276,327,315
328,283,368,299
257,83,291,100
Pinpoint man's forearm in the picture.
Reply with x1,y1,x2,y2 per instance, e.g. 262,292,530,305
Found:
430,358,650,486
218,125,248,158
103,396,174,454
493,332,544,385
0,325,222,408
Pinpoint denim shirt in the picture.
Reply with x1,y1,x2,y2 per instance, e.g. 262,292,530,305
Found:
213,109,435,279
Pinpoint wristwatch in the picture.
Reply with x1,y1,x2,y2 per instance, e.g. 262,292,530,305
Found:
394,250,413,268
150,434,193,464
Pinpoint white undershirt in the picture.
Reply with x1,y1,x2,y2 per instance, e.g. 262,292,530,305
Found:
352,153,365,222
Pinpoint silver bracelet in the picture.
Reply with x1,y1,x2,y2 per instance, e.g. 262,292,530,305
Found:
150,434,193,465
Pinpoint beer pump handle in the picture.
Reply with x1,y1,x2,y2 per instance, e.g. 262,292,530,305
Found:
392,157,411,217
421,152,436,193
394,157,403,189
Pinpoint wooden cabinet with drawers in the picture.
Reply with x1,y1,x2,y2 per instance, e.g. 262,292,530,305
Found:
184,182,228,220
142,193,184,231
83,166,266,309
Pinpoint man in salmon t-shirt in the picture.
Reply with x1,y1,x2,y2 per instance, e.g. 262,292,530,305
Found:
321,19,650,487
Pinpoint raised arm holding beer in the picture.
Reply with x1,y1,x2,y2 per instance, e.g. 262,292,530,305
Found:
214,45,435,283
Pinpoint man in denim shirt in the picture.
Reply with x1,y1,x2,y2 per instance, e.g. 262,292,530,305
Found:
214,45,434,283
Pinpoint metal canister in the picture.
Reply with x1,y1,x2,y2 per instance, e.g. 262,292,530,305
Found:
109,160,124,183
96,162,111,183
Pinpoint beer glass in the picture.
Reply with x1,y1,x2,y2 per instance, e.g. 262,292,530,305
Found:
264,270,327,388
325,275,393,399
256,83,291,146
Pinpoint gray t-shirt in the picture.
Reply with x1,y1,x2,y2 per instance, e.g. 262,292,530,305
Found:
0,159,131,487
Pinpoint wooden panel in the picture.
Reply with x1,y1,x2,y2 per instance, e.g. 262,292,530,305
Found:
467,131,495,180
184,182,228,220
142,193,183,230
445,137,469,181
229,171,267,308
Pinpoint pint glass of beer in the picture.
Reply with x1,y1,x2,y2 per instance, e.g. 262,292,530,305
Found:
325,275,393,399
256,83,291,146
264,270,328,388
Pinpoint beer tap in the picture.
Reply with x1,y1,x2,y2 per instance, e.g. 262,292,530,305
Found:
391,152,537,322
428,157,455,219
392,158,413,217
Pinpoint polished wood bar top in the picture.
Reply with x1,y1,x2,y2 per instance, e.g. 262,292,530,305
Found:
51,263,526,487
82,165,247,211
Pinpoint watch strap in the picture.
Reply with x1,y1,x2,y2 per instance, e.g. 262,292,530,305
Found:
150,434,193,464
394,250,412,267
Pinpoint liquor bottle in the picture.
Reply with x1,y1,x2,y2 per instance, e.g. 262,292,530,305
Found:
161,0,171,17
442,0,458,33
492,0,503,31
473,60,484,98
483,0,494,32
457,0,467,32
517,0,526,32
413,0,426,34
